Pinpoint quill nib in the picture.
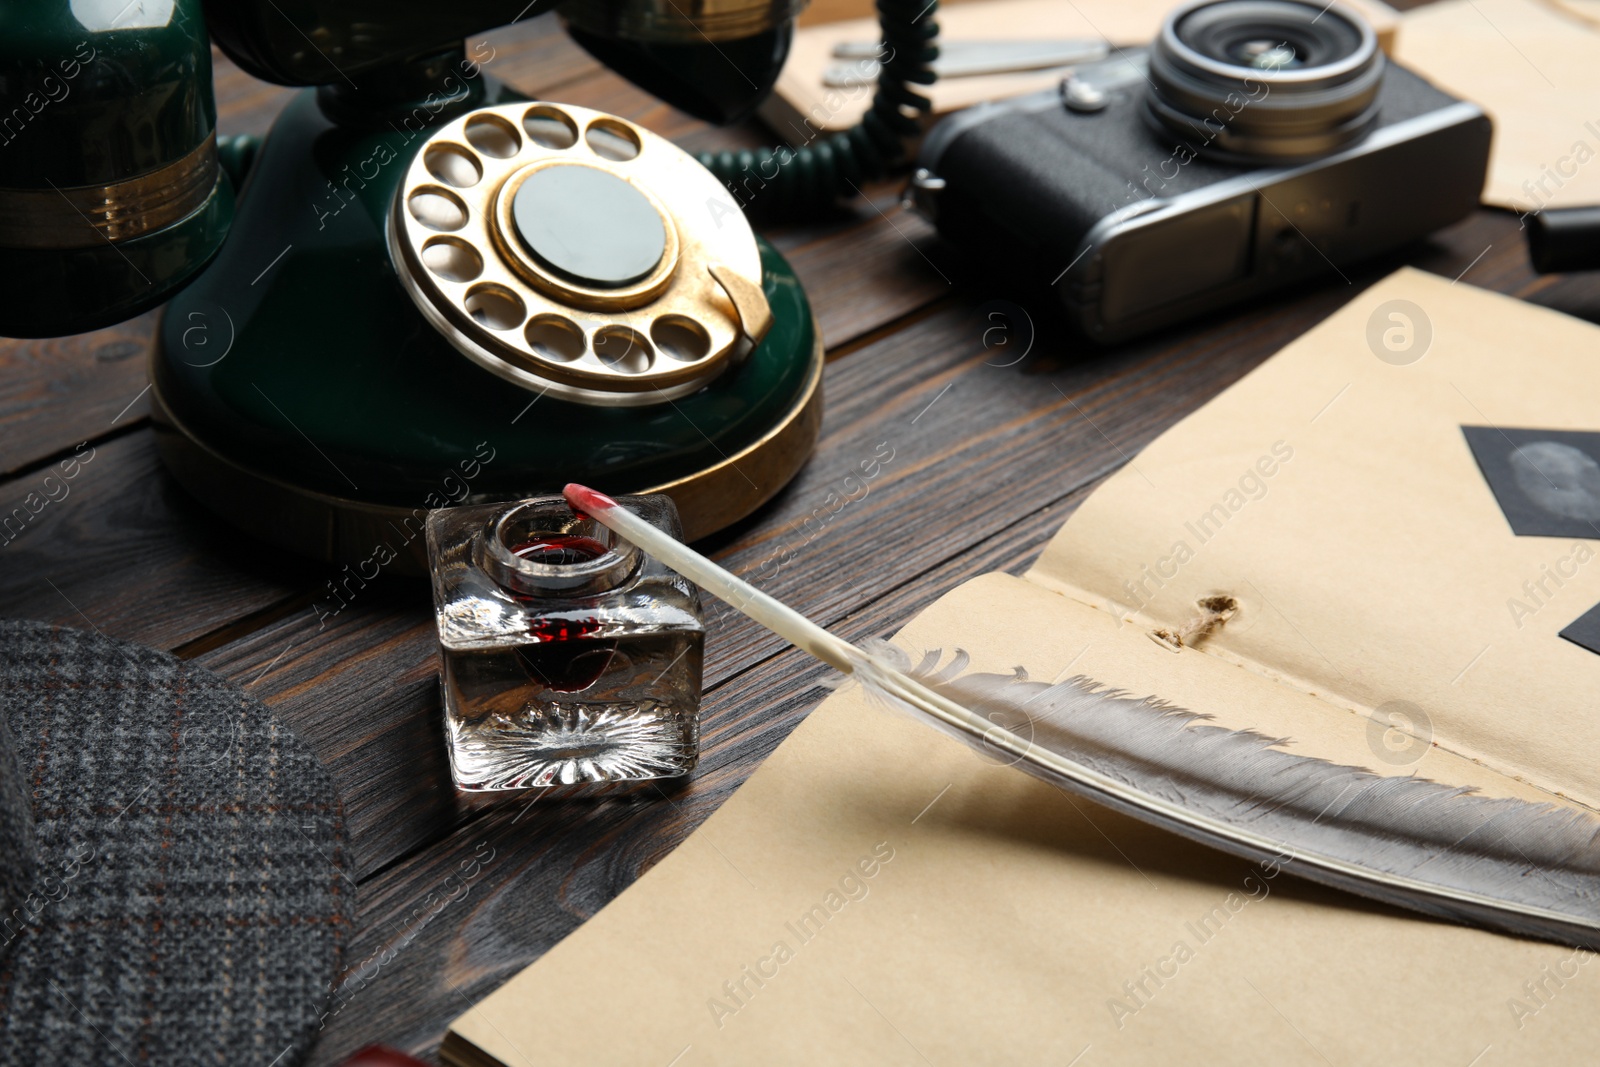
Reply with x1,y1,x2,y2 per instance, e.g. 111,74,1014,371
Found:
562,484,1600,950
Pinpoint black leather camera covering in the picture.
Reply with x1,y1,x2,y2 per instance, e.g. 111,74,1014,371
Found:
924,63,1489,341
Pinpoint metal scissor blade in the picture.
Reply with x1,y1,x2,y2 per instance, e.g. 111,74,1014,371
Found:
826,38,1109,88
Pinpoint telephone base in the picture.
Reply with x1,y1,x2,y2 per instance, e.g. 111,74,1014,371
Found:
150,89,822,569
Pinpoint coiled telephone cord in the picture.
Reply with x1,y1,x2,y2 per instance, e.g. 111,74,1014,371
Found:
696,0,940,218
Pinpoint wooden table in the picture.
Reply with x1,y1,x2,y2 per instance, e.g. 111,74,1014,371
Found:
4,9,1597,1063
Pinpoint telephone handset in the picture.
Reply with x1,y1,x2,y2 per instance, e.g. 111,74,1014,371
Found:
0,0,942,562
199,0,803,126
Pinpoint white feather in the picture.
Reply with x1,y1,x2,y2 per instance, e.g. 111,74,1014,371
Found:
856,640,1600,947
569,486,1600,949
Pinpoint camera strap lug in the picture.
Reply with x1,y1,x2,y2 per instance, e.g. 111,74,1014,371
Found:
905,168,946,223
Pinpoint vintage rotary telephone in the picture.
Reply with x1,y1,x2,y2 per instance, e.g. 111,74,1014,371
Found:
0,0,938,564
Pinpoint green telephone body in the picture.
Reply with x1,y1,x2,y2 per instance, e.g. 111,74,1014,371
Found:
0,1,821,566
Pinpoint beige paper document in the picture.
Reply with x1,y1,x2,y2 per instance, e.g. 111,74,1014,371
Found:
445,269,1600,1065
762,0,1399,137
1397,0,1600,213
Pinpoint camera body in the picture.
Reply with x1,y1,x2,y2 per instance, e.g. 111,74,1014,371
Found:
913,12,1491,343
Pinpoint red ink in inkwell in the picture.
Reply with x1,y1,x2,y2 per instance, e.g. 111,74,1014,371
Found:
510,533,609,567
507,534,613,690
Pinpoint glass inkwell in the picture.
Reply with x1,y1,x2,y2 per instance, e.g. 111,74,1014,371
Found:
425,495,704,793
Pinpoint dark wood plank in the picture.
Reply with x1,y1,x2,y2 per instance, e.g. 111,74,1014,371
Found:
785,198,955,349
211,50,297,138
0,316,156,480
0,430,307,650
469,15,606,99
1408,209,1600,326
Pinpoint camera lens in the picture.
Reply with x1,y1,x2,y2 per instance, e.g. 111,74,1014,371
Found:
1231,40,1302,69
1146,0,1384,162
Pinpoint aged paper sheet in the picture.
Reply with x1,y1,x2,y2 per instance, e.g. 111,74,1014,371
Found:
448,270,1600,1065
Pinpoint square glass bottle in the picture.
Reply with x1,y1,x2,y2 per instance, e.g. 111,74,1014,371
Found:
425,495,704,793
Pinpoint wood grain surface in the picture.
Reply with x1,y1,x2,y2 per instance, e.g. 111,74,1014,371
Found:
3,6,1599,1063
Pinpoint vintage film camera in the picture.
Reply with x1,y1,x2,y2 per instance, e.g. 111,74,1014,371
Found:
911,0,1492,343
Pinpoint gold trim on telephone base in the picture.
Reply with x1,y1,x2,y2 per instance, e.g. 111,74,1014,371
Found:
148,326,824,576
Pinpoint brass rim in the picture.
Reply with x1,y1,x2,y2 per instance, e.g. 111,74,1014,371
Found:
148,324,824,573
0,133,219,249
390,103,767,406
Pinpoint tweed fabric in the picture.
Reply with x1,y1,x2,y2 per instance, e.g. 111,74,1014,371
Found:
0,621,352,1066
0,711,37,949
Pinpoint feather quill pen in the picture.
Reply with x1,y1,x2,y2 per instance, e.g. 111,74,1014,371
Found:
564,484,1600,949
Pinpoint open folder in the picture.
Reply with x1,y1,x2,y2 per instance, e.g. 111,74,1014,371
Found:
444,269,1600,1065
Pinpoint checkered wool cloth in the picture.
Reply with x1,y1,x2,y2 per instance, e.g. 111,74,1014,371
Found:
0,711,36,928
0,621,352,1065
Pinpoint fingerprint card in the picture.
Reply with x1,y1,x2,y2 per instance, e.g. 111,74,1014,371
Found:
1462,426,1600,539
1560,600,1600,658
